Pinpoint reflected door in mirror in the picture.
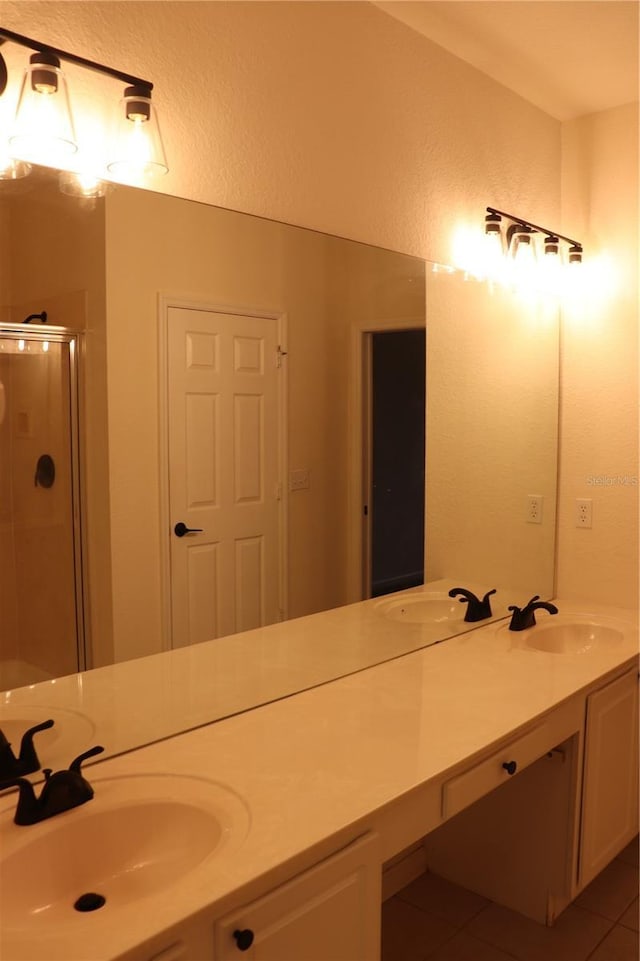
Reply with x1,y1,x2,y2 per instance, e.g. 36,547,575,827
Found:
167,306,283,646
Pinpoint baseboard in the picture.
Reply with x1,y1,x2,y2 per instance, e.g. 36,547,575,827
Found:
382,843,428,901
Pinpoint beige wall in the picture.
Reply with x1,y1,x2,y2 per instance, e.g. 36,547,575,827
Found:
425,273,559,598
557,103,639,607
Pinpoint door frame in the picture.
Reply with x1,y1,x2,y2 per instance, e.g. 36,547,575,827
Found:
347,316,425,603
157,296,288,651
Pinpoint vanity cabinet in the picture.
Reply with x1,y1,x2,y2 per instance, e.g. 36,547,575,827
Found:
132,834,380,961
214,833,380,961
578,667,639,889
422,696,583,923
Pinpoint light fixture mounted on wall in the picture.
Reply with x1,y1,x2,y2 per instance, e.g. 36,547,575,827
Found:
0,27,168,188
484,206,583,293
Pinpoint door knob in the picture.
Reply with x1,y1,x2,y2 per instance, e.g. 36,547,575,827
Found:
174,522,203,537
502,760,517,776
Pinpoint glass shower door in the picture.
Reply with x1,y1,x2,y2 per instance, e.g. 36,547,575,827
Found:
0,330,83,689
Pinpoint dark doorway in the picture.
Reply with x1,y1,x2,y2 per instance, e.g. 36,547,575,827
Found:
370,329,425,597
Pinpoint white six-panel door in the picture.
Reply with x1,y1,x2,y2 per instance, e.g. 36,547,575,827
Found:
167,305,283,648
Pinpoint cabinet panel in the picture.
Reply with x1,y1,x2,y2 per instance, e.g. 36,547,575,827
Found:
123,923,215,961
579,668,639,888
215,833,380,961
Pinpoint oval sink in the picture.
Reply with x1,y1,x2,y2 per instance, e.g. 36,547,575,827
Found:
524,622,624,654
0,773,250,928
376,592,465,625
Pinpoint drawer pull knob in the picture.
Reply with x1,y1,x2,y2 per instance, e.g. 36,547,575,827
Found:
233,929,255,952
502,760,517,775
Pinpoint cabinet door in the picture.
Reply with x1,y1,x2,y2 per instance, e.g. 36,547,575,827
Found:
579,668,639,888
215,833,380,961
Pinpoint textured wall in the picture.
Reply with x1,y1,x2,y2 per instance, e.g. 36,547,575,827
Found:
0,1,560,263
425,272,559,599
557,103,639,606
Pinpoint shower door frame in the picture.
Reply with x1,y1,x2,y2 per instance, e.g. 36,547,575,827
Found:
0,323,87,674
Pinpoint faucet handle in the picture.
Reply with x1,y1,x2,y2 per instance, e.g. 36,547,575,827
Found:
449,587,496,622
508,595,557,631
0,719,54,788
69,745,105,774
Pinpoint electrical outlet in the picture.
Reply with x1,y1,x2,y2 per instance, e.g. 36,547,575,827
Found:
527,494,543,524
575,498,592,529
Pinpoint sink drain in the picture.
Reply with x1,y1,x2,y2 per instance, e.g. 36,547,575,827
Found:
74,892,106,912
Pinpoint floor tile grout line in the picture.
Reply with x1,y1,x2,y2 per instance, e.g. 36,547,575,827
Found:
449,926,520,960
421,927,462,961
582,922,635,961
575,891,639,926
419,924,521,961
393,890,492,930
456,900,495,930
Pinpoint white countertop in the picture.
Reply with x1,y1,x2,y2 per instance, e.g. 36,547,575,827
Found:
0,579,510,771
0,597,637,961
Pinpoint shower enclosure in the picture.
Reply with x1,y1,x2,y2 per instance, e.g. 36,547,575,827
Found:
0,324,85,689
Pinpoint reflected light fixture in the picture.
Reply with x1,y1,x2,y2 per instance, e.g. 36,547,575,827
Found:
0,27,168,183
483,210,505,281
58,169,108,199
484,206,583,292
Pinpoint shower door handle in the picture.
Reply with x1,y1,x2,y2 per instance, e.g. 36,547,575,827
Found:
174,522,203,538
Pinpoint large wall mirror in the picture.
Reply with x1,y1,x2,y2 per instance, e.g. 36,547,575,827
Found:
0,165,559,768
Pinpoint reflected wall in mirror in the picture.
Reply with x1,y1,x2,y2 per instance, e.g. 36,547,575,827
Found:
0,166,559,724
425,270,559,598
1,166,429,686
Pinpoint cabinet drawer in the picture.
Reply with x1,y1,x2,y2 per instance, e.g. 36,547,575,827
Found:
442,723,555,819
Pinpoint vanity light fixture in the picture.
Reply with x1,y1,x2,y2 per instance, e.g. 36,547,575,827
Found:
0,27,168,183
484,207,583,291
485,207,583,265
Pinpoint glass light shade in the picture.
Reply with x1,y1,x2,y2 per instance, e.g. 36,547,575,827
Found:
9,54,77,166
107,86,168,179
58,169,107,199
0,148,31,180
540,242,562,295
510,231,537,291
483,227,505,283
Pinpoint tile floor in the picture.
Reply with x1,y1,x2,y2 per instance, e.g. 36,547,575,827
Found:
382,837,639,961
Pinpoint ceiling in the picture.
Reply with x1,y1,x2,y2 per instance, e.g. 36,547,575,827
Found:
374,1,639,120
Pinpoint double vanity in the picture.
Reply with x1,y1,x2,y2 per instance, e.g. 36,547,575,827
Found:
0,587,638,961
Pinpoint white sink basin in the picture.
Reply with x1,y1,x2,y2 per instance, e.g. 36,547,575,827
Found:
524,622,624,654
376,592,465,625
0,773,249,928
